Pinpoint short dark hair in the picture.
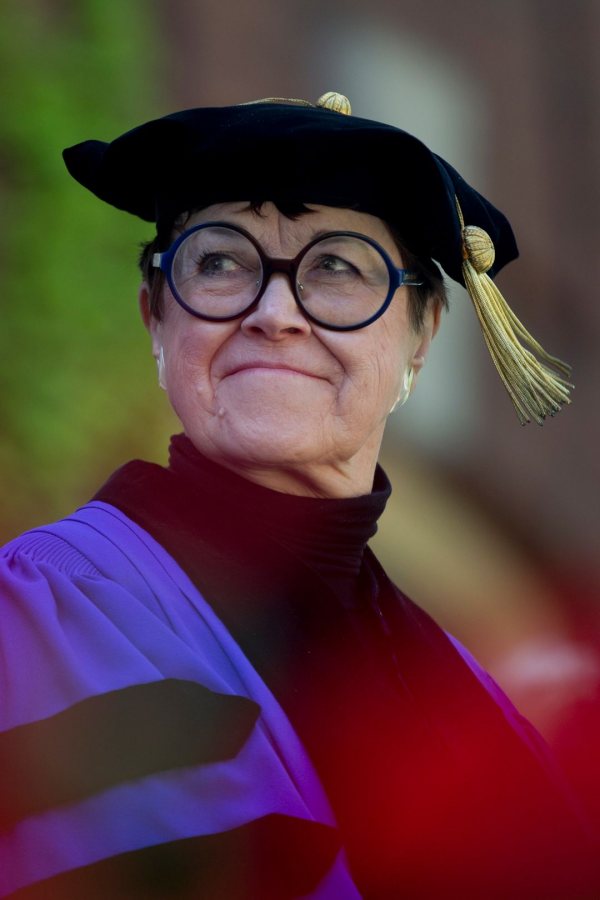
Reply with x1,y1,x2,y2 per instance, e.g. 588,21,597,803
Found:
138,201,448,331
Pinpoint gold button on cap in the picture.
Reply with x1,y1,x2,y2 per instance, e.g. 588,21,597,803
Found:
316,92,352,115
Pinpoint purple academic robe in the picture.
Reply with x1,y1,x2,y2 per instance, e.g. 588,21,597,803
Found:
0,501,574,898
0,502,363,897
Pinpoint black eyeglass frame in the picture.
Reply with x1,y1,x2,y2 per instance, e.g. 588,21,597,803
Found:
152,221,424,332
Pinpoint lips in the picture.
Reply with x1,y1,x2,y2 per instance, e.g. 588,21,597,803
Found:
225,362,324,380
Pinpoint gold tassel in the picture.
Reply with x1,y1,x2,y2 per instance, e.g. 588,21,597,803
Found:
456,198,573,425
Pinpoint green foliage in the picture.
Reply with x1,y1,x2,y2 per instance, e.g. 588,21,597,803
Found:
0,0,177,540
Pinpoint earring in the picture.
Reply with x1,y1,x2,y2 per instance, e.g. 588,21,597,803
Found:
156,346,167,390
390,366,414,413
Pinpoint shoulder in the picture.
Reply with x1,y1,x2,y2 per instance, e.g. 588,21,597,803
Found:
377,562,567,771
3,500,166,572
445,631,559,762
1,501,212,620
0,502,262,721
1,502,149,591
0,502,276,740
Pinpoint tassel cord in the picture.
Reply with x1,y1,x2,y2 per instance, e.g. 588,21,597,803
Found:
465,267,569,417
455,196,572,425
466,268,572,403
479,272,572,383
463,261,571,424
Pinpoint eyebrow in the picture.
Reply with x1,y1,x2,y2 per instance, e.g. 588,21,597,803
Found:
180,221,384,254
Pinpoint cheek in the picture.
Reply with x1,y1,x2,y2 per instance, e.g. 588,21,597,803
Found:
161,320,232,411
338,332,405,408
373,308,419,393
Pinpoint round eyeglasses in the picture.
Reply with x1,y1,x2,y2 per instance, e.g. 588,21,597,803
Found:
152,222,423,332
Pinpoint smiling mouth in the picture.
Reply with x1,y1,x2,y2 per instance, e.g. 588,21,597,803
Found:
227,364,322,379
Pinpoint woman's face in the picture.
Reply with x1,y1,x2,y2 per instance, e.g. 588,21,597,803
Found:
141,202,439,497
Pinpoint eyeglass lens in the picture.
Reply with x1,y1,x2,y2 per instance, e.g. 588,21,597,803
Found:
171,226,392,328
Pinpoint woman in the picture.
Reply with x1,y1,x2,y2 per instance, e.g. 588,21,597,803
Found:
0,94,593,898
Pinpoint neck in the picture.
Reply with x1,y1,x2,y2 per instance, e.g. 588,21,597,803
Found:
192,436,383,500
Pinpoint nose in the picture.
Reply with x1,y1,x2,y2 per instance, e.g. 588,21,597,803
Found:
241,273,312,340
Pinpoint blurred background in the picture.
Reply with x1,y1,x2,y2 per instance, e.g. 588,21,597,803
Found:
1,0,598,818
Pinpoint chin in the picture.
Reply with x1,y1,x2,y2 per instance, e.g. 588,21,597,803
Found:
216,426,327,470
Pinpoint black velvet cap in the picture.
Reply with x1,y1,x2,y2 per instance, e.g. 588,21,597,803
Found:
63,100,518,285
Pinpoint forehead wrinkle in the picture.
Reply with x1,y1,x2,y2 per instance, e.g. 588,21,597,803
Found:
184,201,401,261
233,202,316,255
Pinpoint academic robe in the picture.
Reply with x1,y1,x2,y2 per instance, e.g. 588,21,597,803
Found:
0,460,597,897
0,501,358,898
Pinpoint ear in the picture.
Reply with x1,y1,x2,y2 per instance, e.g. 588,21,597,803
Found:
411,299,442,377
139,282,162,358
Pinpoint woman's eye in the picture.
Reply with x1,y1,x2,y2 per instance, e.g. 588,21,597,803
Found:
196,253,240,275
315,255,357,275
